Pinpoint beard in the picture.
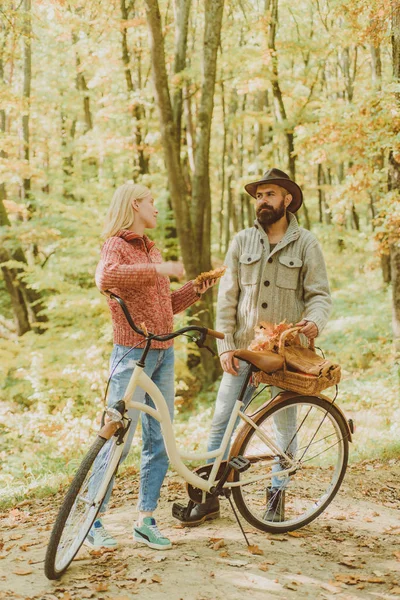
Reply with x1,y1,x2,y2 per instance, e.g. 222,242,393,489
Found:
256,198,286,226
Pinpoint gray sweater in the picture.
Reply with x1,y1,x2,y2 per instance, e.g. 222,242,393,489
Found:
216,213,332,355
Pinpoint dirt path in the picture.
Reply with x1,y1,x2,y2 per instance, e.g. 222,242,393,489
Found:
0,459,399,600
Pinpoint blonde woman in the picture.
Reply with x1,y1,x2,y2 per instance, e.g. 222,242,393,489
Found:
88,183,214,550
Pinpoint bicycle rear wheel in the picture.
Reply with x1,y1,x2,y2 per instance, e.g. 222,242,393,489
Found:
44,434,121,580
232,396,349,533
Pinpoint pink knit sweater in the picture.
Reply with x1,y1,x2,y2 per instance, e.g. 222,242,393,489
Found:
95,230,199,348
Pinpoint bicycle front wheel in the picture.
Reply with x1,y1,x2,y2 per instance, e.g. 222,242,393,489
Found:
44,434,121,580
232,396,349,533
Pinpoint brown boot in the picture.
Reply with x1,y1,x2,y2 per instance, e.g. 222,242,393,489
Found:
174,497,220,527
263,488,285,522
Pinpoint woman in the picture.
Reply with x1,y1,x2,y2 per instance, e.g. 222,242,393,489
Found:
87,182,214,551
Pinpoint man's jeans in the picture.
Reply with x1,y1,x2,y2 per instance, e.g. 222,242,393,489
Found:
207,360,297,489
99,345,175,513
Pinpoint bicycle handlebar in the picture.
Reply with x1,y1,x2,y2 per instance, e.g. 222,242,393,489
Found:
103,291,225,342
206,328,225,340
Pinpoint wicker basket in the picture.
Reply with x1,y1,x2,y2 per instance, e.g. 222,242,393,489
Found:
253,327,341,394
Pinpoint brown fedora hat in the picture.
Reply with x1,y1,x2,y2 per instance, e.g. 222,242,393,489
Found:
244,168,303,213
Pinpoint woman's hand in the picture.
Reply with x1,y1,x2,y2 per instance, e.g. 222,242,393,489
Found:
156,261,185,279
193,278,217,295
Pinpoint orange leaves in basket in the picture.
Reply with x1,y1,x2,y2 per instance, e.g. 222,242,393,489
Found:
248,320,297,352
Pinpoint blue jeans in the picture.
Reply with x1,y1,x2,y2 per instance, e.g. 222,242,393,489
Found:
99,345,175,513
207,360,297,489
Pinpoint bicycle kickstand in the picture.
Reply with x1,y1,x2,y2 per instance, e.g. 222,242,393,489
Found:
224,492,251,547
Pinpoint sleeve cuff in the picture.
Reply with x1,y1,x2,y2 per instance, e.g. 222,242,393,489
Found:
217,333,236,355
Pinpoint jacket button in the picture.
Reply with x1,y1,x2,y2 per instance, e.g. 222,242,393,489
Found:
262,302,268,309
260,239,264,244
264,280,270,287
289,261,294,266
247,257,251,262
268,257,273,263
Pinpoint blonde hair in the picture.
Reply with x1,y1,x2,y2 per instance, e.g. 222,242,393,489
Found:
102,183,151,238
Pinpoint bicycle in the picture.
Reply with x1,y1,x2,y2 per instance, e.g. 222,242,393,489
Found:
44,291,353,580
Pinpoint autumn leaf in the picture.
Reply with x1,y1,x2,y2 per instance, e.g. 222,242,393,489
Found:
247,544,264,555
339,560,363,569
13,568,33,576
287,531,304,538
212,539,225,550
151,574,162,583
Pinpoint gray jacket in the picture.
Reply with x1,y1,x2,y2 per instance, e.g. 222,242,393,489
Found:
216,213,332,355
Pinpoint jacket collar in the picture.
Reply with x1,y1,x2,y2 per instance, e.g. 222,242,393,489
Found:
115,229,156,251
254,212,300,256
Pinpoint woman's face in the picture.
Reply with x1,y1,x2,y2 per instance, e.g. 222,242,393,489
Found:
134,193,158,229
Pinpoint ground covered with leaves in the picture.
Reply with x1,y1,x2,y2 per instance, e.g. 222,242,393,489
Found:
0,458,399,600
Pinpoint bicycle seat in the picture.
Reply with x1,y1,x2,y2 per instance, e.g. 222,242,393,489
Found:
234,349,284,373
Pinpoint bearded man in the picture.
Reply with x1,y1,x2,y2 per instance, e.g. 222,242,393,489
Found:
176,168,332,526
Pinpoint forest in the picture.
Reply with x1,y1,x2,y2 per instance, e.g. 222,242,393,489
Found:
0,2,399,596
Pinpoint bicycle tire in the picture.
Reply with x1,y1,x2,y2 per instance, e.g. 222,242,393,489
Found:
232,396,349,533
44,434,120,580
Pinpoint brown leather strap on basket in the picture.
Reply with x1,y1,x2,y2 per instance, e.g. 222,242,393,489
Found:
278,326,315,372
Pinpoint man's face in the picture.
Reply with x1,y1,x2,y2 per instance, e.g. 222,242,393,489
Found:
255,184,290,226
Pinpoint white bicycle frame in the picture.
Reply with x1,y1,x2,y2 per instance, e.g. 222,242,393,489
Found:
96,361,297,505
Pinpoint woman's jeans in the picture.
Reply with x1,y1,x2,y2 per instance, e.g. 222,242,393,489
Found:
99,345,175,514
207,360,297,490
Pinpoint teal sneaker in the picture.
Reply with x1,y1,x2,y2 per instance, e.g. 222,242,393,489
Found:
133,517,172,550
84,518,118,549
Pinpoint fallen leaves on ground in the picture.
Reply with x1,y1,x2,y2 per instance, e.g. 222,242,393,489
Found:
210,538,225,550
247,544,264,555
335,573,386,585
12,568,33,576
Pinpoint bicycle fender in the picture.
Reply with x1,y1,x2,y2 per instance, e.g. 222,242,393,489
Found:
98,420,123,440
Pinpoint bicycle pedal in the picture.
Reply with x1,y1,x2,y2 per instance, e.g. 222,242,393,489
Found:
172,502,194,522
229,456,251,473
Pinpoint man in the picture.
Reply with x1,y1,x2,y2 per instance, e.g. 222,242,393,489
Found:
177,168,332,525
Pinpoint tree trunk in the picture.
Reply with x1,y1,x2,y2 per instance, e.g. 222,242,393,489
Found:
389,2,400,348
172,0,191,152
120,0,149,174
351,202,360,231
144,0,224,382
144,0,195,274
72,33,93,132
191,0,224,271
0,249,31,335
219,79,227,252
381,254,391,284
370,43,382,88
22,0,31,199
266,0,310,227
0,34,7,205
61,113,76,199
186,0,224,380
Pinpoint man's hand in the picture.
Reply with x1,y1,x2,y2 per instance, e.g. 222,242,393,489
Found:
220,350,240,375
295,319,318,340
